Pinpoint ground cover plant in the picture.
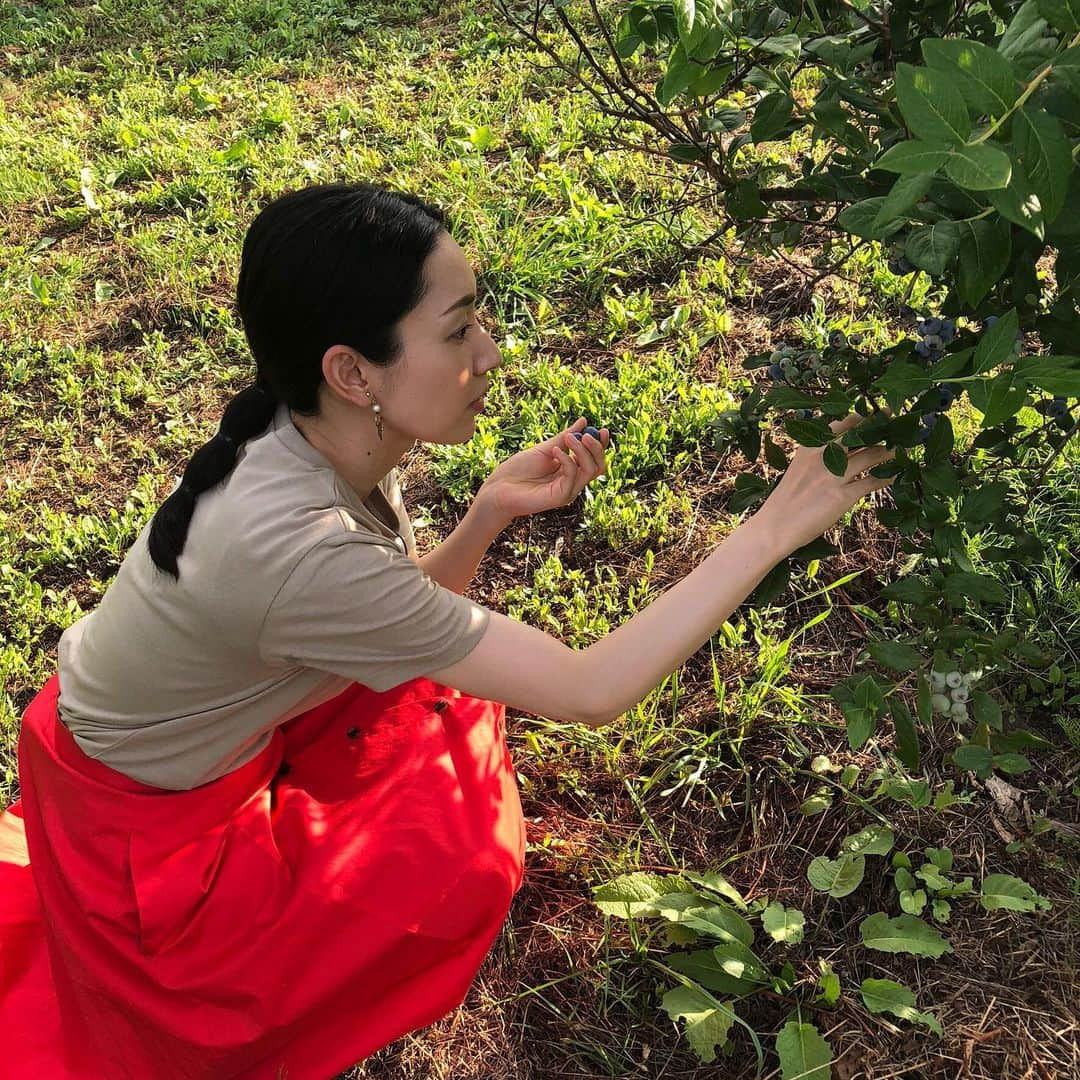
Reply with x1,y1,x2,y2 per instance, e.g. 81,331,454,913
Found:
1,0,1078,1076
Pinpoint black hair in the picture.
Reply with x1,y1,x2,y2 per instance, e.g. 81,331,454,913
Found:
147,181,450,579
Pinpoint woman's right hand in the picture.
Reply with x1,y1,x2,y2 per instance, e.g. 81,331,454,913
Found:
752,411,896,558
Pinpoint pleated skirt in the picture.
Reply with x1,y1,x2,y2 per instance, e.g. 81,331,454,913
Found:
0,673,526,1079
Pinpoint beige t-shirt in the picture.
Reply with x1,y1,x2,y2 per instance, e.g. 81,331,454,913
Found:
56,402,492,791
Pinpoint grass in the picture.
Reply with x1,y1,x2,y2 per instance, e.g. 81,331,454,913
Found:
2,0,1078,1076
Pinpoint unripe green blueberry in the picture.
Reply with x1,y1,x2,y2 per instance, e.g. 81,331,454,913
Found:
950,685,969,704
931,693,952,714
931,670,947,692
950,703,969,720
945,670,964,688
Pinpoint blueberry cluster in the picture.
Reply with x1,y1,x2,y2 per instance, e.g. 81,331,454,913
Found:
572,424,603,443
930,667,982,722
913,316,956,359
766,344,833,386
916,382,962,444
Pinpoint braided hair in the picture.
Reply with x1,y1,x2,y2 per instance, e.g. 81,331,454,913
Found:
147,181,449,579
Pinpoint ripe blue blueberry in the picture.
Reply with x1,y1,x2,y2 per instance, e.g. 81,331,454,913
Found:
1048,399,1068,419
768,363,784,380
914,340,931,358
572,425,603,442
936,385,955,410
984,314,999,330
923,317,942,335
828,330,846,349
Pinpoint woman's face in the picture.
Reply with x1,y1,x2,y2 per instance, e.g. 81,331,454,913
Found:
383,230,503,444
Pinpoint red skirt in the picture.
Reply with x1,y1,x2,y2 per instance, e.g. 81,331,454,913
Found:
0,674,526,1079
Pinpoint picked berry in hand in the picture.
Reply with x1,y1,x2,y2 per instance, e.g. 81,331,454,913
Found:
572,425,603,443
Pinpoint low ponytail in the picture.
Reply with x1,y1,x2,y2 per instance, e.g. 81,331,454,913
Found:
148,383,277,579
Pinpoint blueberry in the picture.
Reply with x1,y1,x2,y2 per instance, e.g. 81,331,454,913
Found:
572,425,603,442
922,412,939,428
829,330,846,349
914,340,930,357
936,385,955,410
1048,399,1067,418
940,319,955,343
768,363,784,380
924,317,942,335
923,333,943,349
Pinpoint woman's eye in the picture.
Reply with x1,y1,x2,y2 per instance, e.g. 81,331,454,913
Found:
453,324,471,340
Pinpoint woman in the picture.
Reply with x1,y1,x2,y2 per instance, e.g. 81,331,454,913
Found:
0,181,895,1079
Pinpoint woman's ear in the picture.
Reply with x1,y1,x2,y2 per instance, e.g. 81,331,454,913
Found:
320,345,369,407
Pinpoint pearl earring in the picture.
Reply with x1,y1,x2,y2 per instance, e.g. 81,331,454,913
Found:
366,390,383,441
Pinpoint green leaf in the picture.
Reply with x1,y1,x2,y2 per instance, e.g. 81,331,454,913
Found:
593,872,693,917
953,743,994,773
875,139,954,175
1013,354,1080,395
841,824,895,858
838,197,906,239
874,359,935,398
920,38,1019,117
1013,107,1072,222
785,418,838,447
822,441,849,477
868,641,922,672
905,220,963,275
895,63,970,144
700,107,747,133
971,690,1003,731
945,143,1012,190
1038,0,1080,33
860,978,944,1036
959,480,1010,524
987,153,1045,238
1000,1,1050,62
969,370,1027,427
807,854,866,897
874,174,934,227
762,901,806,944
956,217,1011,306
900,887,928,914
816,964,841,1006
993,752,1033,774
859,912,954,957
661,985,737,1064
649,893,755,945
750,91,794,143
881,576,936,605
683,870,748,910
889,696,922,771
666,949,759,995
710,938,771,983
775,1020,833,1080
799,791,833,815
973,308,1020,373
843,705,876,749
922,39,1021,117
980,872,1050,911
942,571,1008,605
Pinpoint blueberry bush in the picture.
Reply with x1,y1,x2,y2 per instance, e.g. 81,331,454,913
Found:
497,0,1078,1070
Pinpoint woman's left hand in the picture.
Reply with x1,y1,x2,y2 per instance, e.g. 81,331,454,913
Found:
478,417,610,521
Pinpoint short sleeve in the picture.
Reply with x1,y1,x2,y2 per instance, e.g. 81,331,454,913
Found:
258,536,492,693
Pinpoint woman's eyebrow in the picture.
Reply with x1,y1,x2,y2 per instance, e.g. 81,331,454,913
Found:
440,293,476,318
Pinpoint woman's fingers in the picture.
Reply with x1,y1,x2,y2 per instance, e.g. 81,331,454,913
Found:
844,444,895,477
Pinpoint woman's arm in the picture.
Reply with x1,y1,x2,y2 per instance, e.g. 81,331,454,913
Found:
411,495,510,595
